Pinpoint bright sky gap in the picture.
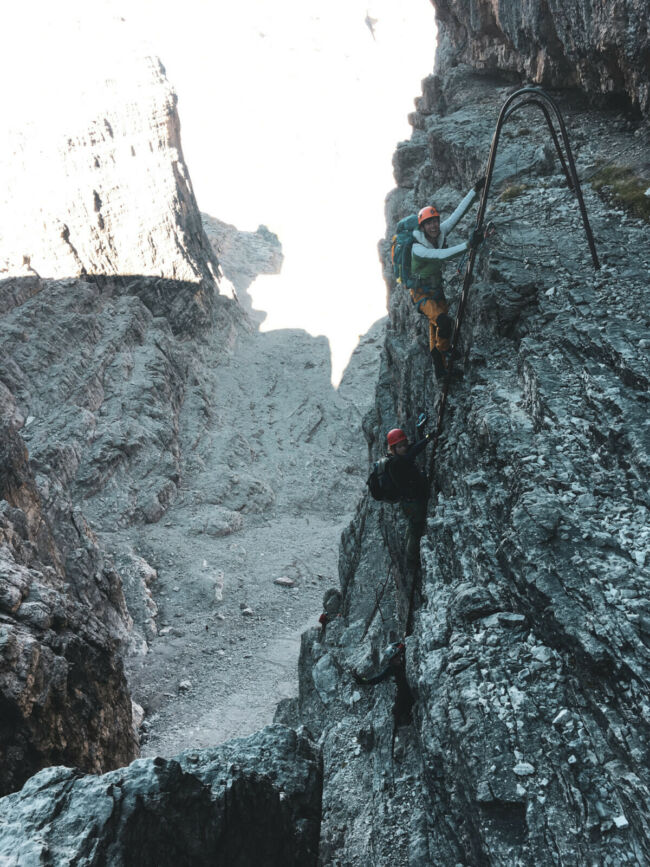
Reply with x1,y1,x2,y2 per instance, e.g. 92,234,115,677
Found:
5,0,436,383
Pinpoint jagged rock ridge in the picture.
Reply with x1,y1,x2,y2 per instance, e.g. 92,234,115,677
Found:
0,7,380,844
0,725,321,866
434,0,650,114
0,40,240,794
278,2,650,864
201,215,284,323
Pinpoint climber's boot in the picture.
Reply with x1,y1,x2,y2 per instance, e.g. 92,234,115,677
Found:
431,347,462,382
430,347,446,381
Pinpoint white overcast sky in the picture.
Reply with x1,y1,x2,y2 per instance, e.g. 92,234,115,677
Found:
6,0,436,382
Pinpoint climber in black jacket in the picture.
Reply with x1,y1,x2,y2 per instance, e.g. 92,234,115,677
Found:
385,420,433,563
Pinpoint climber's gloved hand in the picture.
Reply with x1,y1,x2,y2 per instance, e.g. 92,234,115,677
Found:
473,175,486,193
469,226,484,249
416,412,428,436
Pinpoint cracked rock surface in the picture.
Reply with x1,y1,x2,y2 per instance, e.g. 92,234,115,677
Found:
0,423,137,797
284,16,650,867
433,0,650,114
0,15,382,827
1,1,649,864
0,725,321,867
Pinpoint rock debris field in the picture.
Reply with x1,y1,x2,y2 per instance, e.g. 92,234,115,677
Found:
124,282,385,756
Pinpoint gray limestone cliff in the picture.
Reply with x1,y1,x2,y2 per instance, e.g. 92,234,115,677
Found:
201,215,284,324
1,1,649,865
0,46,240,794
0,10,373,852
2,51,219,290
433,0,650,115
279,2,650,865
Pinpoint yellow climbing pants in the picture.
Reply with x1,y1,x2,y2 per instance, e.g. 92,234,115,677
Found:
410,286,452,353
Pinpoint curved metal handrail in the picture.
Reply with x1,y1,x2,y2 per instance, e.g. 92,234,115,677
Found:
504,97,574,191
430,86,600,456
476,86,599,269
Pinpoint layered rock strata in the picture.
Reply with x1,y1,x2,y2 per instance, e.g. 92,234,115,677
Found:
2,47,219,288
434,0,650,115
1,11,377,827
0,40,236,791
2,2,650,864
280,9,650,865
0,423,137,796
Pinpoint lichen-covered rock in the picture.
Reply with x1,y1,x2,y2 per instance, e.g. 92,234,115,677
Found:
0,725,321,867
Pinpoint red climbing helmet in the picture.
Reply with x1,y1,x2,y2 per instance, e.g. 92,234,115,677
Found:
418,205,440,226
387,428,408,447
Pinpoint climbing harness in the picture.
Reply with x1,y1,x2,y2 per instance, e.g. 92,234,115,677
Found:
428,86,600,464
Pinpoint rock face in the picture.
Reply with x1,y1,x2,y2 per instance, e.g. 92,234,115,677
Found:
0,725,321,867
0,5,379,831
280,4,650,865
0,39,233,793
0,423,137,797
434,0,650,114
123,203,378,756
2,2,649,864
202,215,284,323
2,45,219,289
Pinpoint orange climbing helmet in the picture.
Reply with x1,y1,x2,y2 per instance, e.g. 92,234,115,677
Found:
418,205,440,226
387,428,408,447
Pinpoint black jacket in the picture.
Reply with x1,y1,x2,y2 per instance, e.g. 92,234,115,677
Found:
387,437,429,501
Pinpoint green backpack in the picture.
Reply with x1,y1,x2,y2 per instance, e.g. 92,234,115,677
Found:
390,214,419,288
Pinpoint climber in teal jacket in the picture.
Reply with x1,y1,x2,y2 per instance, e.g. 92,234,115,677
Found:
410,177,485,378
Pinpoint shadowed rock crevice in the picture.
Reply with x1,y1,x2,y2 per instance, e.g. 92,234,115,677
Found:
0,420,138,796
